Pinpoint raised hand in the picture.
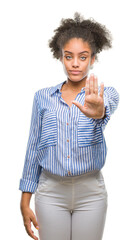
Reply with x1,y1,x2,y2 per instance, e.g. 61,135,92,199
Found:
72,74,105,119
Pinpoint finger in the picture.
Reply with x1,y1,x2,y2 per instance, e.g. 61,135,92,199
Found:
31,214,39,230
99,82,104,98
27,227,38,240
89,74,94,94
72,100,85,113
93,74,96,91
94,75,98,95
25,222,38,240
85,76,90,96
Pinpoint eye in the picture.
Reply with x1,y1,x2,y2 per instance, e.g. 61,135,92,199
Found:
80,56,87,60
65,55,72,60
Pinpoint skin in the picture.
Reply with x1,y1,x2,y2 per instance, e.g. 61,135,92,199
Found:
20,192,39,240
60,38,105,118
20,38,105,240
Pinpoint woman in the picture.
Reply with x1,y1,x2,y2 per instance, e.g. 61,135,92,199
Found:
19,12,119,240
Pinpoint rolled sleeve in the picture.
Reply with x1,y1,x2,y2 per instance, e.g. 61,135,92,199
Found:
19,92,42,193
19,179,38,193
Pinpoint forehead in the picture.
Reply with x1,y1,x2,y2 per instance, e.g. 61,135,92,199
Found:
62,38,92,53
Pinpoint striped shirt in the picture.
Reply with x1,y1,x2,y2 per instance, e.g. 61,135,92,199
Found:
19,80,119,193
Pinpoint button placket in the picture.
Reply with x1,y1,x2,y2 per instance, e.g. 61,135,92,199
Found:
66,107,71,176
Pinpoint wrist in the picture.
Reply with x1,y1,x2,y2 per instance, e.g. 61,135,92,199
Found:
20,202,30,212
20,192,32,209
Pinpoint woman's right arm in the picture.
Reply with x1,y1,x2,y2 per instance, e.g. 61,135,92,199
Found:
19,92,42,193
20,192,39,240
19,92,42,239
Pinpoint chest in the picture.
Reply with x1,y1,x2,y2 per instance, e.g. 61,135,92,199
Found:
61,90,79,108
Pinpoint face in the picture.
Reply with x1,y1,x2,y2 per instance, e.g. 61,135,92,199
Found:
60,38,95,83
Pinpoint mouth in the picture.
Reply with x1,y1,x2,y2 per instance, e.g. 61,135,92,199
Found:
69,70,81,75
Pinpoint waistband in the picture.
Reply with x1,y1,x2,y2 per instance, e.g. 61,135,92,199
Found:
41,169,100,182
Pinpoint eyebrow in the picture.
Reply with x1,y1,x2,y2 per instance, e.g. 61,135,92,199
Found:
64,51,89,54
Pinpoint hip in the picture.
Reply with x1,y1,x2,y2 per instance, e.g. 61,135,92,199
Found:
35,169,108,200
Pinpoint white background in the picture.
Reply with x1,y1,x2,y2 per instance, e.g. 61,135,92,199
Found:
0,0,138,239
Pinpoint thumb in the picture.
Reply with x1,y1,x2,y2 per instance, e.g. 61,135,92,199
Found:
72,100,84,112
31,214,39,230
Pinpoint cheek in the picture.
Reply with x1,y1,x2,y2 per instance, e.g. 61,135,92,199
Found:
62,60,71,72
83,61,91,72
62,59,68,69
86,60,92,70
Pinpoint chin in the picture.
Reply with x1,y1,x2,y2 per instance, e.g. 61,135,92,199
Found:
67,74,86,82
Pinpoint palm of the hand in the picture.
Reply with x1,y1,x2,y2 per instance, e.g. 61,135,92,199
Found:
72,74,105,119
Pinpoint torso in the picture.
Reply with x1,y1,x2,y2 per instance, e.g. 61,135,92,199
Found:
60,90,78,108
60,81,85,108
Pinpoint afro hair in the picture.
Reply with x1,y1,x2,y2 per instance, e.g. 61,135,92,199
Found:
48,12,113,61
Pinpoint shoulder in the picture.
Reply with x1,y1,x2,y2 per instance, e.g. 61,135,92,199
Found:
34,81,65,100
32,82,61,110
34,86,52,98
98,85,119,98
34,83,58,101
102,86,118,93
105,86,119,101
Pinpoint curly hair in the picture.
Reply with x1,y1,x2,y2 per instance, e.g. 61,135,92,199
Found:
48,12,113,61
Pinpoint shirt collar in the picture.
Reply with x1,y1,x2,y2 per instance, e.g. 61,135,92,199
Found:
50,80,85,96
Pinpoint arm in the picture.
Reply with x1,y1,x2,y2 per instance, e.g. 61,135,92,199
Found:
19,92,42,193
72,74,119,129
19,92,42,239
20,192,39,240
95,86,119,129
20,192,32,208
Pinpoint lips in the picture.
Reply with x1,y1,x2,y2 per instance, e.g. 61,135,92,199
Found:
70,70,81,74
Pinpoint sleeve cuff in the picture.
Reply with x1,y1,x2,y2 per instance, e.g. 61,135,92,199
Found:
19,178,38,193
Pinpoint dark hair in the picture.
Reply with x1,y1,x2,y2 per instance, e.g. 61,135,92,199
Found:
48,12,112,61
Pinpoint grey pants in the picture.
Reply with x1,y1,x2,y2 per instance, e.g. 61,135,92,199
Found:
35,169,108,240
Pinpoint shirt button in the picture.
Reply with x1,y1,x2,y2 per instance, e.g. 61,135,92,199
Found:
67,123,69,125
68,171,71,175
67,155,70,158
67,139,69,142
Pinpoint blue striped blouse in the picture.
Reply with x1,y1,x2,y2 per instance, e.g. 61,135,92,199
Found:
19,80,119,193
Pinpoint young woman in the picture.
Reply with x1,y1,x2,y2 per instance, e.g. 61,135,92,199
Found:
19,12,119,240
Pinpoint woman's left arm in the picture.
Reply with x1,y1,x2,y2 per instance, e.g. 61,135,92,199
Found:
94,86,119,128
72,74,119,127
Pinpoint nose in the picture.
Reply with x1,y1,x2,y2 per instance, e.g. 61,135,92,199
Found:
72,57,79,68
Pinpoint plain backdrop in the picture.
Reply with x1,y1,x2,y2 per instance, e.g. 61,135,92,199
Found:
0,0,138,239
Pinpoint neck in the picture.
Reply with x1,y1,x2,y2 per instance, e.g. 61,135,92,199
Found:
65,77,87,91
